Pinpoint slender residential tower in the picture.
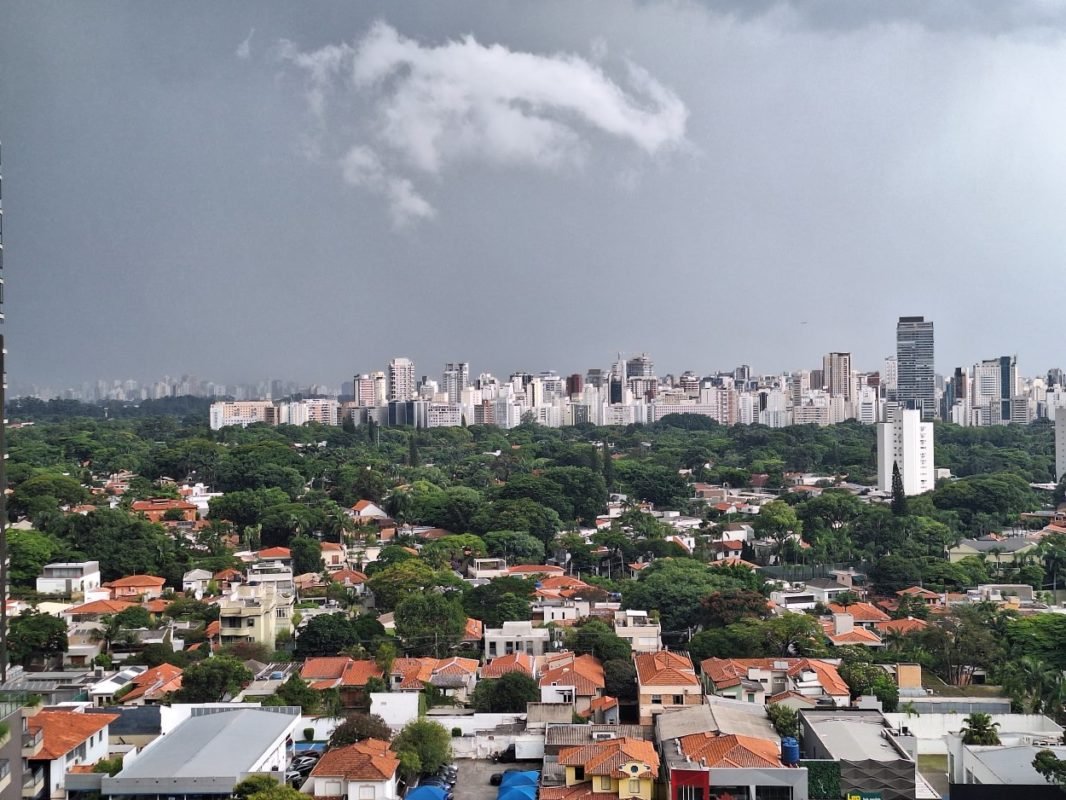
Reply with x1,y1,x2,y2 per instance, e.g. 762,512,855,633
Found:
0,141,8,681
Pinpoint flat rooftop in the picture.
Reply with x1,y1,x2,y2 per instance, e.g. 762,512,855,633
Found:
802,710,911,762
107,708,298,786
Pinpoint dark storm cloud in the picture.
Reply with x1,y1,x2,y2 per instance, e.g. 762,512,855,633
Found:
2,0,1065,391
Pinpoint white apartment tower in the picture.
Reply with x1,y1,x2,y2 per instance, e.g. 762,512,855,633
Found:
441,362,470,404
387,357,416,402
877,409,935,496
823,352,853,401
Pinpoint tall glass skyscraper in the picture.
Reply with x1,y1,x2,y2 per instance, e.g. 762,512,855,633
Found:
896,316,935,421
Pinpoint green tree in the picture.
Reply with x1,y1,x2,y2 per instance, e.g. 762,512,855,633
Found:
395,594,467,658
392,719,452,777
234,776,284,800
114,605,152,630
296,614,357,657
462,576,534,628
483,531,545,564
567,620,632,663
961,712,1001,745
891,461,908,516
754,501,803,563
263,675,320,714
470,671,539,713
420,534,487,570
328,713,393,747
623,559,759,634
603,658,637,701
8,610,68,666
1033,749,1066,787
172,656,252,702
766,704,798,737
247,785,305,800
290,536,323,575
699,589,770,628
7,530,57,588
367,560,461,612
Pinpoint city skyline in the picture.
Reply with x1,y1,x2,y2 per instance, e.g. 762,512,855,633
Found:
4,3,1066,387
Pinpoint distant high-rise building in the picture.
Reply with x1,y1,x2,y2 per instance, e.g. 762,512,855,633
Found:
387,357,416,402
441,362,469,404
625,353,655,379
896,316,935,420
972,356,1019,425
1049,368,1065,389
822,352,852,400
565,374,584,397
877,409,935,496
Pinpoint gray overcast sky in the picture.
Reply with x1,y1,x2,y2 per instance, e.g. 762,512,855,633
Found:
2,0,1065,390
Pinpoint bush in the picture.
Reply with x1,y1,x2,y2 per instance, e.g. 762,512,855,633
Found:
451,727,462,738
303,727,315,742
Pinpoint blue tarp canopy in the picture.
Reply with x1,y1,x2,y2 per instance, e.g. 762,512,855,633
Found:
500,771,539,787
407,788,447,800
498,788,535,800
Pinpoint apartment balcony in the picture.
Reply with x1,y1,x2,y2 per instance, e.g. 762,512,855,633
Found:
22,768,43,799
21,727,42,759
0,759,10,795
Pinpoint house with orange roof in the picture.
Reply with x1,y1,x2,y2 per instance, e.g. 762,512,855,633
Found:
895,586,942,606
828,601,890,628
350,500,388,523
321,541,347,571
429,657,480,702
701,657,850,707
481,652,535,680
463,617,484,646
305,738,400,799
507,564,565,578
118,663,183,705
63,598,137,622
131,498,198,523
823,614,884,648
579,695,619,725
27,710,117,799
634,651,702,725
104,574,167,600
301,657,354,689
330,569,368,593
340,660,386,709
539,653,607,714
548,737,659,800
875,617,929,637
255,546,292,566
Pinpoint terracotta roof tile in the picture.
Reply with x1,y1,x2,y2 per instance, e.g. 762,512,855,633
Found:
120,664,183,704
482,653,533,679
30,711,118,760
302,657,353,681
677,733,781,768
106,575,166,588
67,599,137,616
341,660,384,687
558,737,659,777
828,602,890,623
310,738,399,781
875,617,929,635
634,651,699,687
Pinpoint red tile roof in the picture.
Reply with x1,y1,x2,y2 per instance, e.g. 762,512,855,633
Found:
828,602,890,623
557,737,659,777
508,564,565,576
539,654,605,696
30,711,118,760
700,657,850,698
875,617,929,635
310,738,399,781
464,617,484,642
677,733,781,768
257,547,291,559
331,569,368,585
302,657,353,681
634,651,699,687
106,575,166,588
341,660,384,687
121,664,183,703
482,653,533,679
824,624,883,646
67,599,137,616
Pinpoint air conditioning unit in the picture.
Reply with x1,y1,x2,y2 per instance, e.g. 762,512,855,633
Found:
592,732,616,741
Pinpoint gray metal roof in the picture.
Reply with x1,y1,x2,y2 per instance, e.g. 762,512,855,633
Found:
969,744,1066,784
104,707,299,794
801,710,911,762
544,723,649,746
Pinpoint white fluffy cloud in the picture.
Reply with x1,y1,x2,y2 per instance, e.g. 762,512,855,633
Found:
281,22,687,225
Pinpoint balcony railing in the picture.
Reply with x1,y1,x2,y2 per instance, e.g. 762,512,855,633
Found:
21,728,42,757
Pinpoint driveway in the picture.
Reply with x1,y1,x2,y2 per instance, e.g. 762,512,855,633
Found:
456,759,501,800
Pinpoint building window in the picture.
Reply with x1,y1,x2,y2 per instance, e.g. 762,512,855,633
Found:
678,788,705,800
598,776,612,791
673,695,684,704
629,779,641,793
574,767,584,781
651,695,662,704
755,787,793,800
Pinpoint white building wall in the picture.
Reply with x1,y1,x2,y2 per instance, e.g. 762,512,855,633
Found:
877,409,934,495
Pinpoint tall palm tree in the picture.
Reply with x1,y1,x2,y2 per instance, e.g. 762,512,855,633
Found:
961,713,1001,745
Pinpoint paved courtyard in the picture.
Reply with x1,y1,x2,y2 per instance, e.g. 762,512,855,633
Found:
456,759,542,800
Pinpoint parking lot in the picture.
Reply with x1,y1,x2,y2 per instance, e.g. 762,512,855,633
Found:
457,759,543,800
